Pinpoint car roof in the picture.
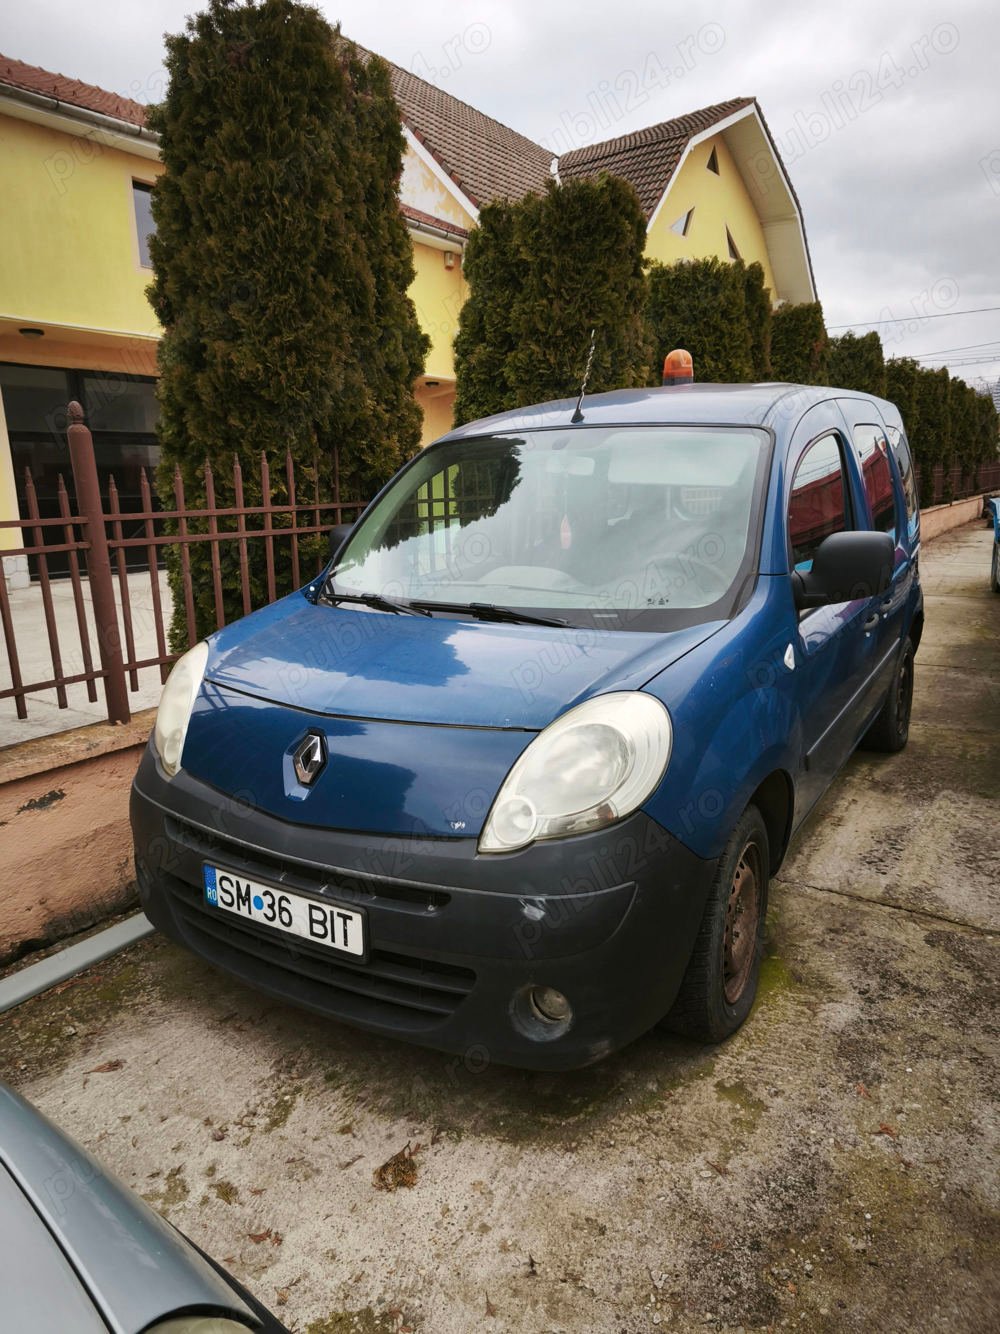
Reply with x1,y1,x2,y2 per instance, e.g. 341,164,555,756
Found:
441,382,899,438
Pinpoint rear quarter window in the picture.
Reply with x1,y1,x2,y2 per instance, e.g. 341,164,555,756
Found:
885,425,919,535
853,424,898,544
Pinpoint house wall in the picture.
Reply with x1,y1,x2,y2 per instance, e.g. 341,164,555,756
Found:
0,115,162,336
414,380,458,445
645,132,778,297
0,117,467,511
400,142,475,440
409,241,466,384
400,143,476,233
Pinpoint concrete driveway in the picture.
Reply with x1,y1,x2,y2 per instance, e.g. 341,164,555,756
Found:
2,522,997,1333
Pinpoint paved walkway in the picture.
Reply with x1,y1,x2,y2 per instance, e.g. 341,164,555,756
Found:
0,571,172,746
0,522,997,1332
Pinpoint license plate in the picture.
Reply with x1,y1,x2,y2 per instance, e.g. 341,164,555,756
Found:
203,865,366,959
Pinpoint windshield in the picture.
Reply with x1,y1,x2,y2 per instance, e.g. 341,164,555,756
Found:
328,425,771,630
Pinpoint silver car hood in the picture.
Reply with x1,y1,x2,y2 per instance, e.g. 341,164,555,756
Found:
0,1082,259,1334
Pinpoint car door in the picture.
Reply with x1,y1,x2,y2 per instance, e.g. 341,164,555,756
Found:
785,416,873,814
839,406,911,717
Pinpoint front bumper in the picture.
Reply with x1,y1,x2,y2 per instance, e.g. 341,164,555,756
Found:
130,747,716,1070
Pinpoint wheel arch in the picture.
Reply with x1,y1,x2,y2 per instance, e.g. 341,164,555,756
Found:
748,769,795,874
909,606,924,653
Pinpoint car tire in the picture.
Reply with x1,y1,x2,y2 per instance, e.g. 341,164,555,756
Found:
662,804,769,1043
862,636,914,753
991,543,1000,594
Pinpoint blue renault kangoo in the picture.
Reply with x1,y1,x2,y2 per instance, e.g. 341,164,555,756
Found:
131,377,922,1069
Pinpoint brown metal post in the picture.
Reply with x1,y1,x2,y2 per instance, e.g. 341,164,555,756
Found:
67,401,130,724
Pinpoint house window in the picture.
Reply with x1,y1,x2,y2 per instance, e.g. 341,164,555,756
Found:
132,181,155,268
670,208,694,237
726,227,741,260
706,146,720,174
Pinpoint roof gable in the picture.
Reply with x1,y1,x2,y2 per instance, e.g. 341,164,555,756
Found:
557,98,755,217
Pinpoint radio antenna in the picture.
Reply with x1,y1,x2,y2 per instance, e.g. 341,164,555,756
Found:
571,328,597,424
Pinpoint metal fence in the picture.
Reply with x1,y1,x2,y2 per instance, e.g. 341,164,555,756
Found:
917,460,1000,507
0,402,364,726
2,402,999,730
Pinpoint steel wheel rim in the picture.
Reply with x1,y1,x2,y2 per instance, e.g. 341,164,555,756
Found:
723,840,762,1005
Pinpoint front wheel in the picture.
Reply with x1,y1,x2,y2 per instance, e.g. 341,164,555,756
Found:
662,805,770,1043
862,637,914,753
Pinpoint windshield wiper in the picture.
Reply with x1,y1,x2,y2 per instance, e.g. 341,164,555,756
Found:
324,589,431,617
414,600,568,628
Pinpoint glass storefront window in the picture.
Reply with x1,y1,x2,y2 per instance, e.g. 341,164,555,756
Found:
0,365,72,437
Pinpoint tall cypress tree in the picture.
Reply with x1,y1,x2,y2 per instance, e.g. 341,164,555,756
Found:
147,0,427,645
646,256,755,383
453,201,522,425
827,331,886,397
505,176,652,404
454,175,651,422
743,261,773,380
885,357,921,440
770,302,828,384
911,366,951,506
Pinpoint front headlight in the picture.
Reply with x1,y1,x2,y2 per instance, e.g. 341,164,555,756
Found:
479,692,672,853
153,642,208,778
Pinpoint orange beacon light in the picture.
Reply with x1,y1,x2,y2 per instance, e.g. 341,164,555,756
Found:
662,348,694,385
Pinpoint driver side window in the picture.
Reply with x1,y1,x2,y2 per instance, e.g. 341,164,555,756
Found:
788,433,850,573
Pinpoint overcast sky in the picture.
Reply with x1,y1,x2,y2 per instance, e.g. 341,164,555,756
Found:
4,0,999,388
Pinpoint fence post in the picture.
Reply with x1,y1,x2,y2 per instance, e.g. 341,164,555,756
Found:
67,401,130,724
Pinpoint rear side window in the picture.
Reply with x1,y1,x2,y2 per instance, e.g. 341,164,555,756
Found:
885,425,918,531
853,424,897,543
788,433,849,572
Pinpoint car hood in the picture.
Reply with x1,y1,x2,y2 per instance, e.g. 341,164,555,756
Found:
205,592,724,730
0,1083,260,1334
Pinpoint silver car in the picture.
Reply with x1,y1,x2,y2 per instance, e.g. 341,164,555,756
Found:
0,1082,288,1333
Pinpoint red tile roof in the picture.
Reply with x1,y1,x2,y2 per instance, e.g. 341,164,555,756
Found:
383,59,553,208
400,203,468,240
0,53,800,279
0,53,147,127
558,98,756,217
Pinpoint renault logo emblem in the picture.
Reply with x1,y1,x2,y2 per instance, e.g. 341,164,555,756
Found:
293,732,327,786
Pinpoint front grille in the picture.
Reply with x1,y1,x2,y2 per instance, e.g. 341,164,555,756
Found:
156,866,476,1032
164,814,451,913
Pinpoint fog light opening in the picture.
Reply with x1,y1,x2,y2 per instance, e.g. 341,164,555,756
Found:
529,985,571,1024
511,984,574,1042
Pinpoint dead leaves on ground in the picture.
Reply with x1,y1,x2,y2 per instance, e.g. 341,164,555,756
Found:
372,1140,420,1191
248,1227,283,1246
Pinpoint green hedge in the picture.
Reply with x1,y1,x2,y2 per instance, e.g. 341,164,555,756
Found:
827,331,886,397
646,256,757,383
770,301,828,384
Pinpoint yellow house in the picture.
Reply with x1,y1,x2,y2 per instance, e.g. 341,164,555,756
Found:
557,96,815,302
0,52,814,591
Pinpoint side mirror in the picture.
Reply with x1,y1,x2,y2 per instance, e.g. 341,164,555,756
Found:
328,522,355,562
793,531,893,610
